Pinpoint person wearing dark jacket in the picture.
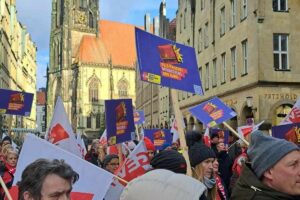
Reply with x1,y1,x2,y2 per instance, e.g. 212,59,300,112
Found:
231,131,300,200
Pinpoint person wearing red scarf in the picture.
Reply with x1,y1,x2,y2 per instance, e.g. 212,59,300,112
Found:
213,159,228,200
0,149,18,199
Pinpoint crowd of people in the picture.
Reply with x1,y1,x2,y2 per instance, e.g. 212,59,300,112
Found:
0,129,299,200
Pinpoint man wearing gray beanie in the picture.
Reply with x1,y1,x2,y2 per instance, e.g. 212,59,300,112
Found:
231,130,300,200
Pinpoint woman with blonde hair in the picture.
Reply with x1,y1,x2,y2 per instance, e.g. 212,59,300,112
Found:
189,143,217,200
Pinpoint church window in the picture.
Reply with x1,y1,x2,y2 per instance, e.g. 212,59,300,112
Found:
89,12,94,28
60,0,64,25
118,78,129,98
89,79,99,102
80,0,87,9
96,113,101,128
87,115,91,128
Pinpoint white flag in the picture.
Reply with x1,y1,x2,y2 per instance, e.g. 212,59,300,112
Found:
281,97,300,125
13,134,114,200
104,140,151,200
76,133,87,157
46,96,82,157
237,121,264,143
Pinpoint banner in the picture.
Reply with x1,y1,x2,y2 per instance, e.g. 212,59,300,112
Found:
135,28,203,95
105,99,135,146
189,97,237,127
45,96,82,157
134,110,145,125
144,129,172,150
0,88,33,116
13,134,114,200
272,123,300,146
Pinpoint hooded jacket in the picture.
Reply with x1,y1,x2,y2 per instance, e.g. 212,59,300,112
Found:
121,169,207,200
231,163,298,200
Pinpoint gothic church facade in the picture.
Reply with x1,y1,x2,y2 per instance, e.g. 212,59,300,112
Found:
47,0,136,138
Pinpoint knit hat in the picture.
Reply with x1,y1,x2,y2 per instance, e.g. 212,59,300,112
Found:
185,131,203,148
2,136,12,145
144,137,155,151
150,150,187,174
247,130,299,178
188,143,216,167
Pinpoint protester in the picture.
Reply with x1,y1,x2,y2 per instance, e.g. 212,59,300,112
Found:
1,136,12,147
102,154,119,174
150,149,187,174
216,142,232,192
210,132,219,155
0,149,18,198
85,139,100,166
231,130,300,199
120,169,206,200
143,137,155,161
213,159,228,200
18,158,79,200
189,142,217,200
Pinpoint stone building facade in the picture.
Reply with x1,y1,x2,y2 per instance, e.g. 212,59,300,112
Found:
47,0,136,138
176,0,300,131
0,0,37,131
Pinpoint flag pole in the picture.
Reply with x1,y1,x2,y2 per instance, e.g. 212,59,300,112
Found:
170,89,192,176
114,174,128,184
223,122,249,146
0,176,12,200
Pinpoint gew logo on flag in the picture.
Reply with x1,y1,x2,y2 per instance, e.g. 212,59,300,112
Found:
189,97,237,127
135,28,203,95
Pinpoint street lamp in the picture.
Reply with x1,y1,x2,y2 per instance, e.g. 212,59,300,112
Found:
246,96,257,112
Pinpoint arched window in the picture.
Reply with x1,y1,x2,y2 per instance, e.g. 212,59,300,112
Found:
86,115,91,128
89,12,94,28
96,113,101,128
118,79,128,98
80,0,87,8
89,79,99,102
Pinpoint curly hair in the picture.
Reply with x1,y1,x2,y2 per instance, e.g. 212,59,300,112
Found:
17,159,79,200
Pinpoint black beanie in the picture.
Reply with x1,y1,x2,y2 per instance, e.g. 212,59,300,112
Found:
185,131,203,148
188,143,216,167
150,149,187,174
2,136,12,145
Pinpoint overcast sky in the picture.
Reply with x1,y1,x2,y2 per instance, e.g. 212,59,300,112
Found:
16,0,178,89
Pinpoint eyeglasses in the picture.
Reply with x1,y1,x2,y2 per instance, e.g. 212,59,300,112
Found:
109,163,119,166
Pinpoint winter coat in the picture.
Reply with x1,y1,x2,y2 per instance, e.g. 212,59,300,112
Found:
231,163,298,200
121,169,207,200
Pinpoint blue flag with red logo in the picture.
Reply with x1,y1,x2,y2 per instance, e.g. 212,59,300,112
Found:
272,123,300,147
135,28,203,95
189,97,237,127
134,110,145,125
144,129,172,150
0,88,33,116
105,99,135,146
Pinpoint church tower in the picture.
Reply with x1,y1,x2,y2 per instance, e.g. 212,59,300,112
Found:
47,0,99,125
